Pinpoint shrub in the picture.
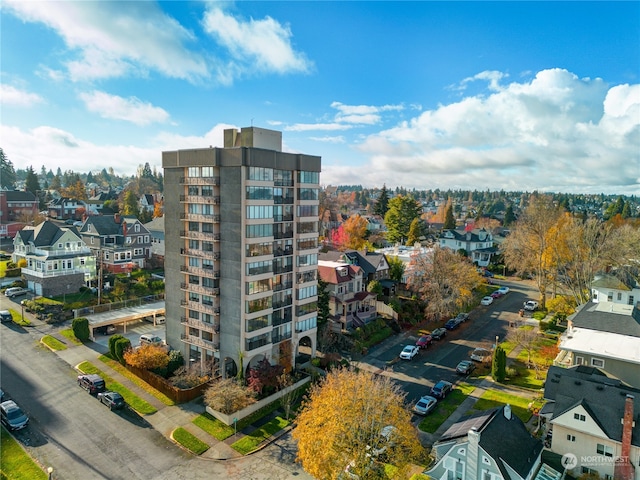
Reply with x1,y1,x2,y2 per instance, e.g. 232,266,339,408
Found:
506,367,519,378
124,344,169,370
114,337,131,364
109,334,125,358
72,317,90,341
204,378,256,414
492,346,507,382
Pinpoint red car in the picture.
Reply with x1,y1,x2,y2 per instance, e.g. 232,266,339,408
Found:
416,335,433,349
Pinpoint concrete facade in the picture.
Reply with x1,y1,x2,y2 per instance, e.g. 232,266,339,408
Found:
162,127,320,377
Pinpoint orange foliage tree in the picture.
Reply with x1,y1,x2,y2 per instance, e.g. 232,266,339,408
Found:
124,344,169,370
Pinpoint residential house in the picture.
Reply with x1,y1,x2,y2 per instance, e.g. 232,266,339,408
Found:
319,248,390,287
591,273,639,307
139,193,156,213
79,214,152,273
318,260,377,331
12,220,96,296
542,365,640,480
47,197,84,220
426,405,544,480
363,214,385,232
0,190,39,238
144,216,165,269
553,301,640,388
439,228,497,267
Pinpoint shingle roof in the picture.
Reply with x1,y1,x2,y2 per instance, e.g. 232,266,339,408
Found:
15,220,70,247
318,249,387,278
570,301,640,337
83,215,123,235
3,190,37,202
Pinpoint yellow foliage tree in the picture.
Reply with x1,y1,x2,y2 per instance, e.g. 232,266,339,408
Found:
123,344,169,370
293,369,423,480
342,214,368,250
153,200,164,218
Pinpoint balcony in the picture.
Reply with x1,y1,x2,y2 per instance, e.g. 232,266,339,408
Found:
272,331,293,344
180,213,221,223
180,333,219,351
181,300,220,316
180,317,220,334
182,249,220,260
273,281,293,292
179,231,221,242
179,176,220,186
180,283,219,296
180,265,220,278
21,267,95,279
273,230,294,239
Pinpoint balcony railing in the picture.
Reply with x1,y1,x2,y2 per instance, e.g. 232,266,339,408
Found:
180,333,219,351
180,283,219,296
273,281,293,292
179,194,221,204
272,331,293,344
179,176,220,186
179,231,221,242
180,317,220,334
180,265,220,278
181,300,220,315
180,213,221,222
182,249,220,260
21,267,95,278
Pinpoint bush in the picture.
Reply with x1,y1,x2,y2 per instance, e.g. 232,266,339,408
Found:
506,367,519,378
114,337,131,364
72,317,90,341
109,334,125,358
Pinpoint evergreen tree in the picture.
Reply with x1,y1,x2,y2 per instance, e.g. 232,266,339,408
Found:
0,148,17,188
141,162,154,179
384,195,422,244
373,184,390,217
492,345,507,382
25,166,40,195
504,204,515,226
317,278,330,326
444,204,456,229
86,171,95,184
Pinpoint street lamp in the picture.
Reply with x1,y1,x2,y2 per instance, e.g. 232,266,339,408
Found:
21,301,24,323
47,467,53,480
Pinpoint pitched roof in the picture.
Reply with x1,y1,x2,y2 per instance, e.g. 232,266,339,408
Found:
83,215,125,235
570,301,640,338
544,365,640,446
319,248,388,277
15,220,69,247
591,273,633,291
318,261,361,284
440,228,493,242
3,190,37,202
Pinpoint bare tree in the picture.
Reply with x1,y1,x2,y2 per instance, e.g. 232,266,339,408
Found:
506,326,539,367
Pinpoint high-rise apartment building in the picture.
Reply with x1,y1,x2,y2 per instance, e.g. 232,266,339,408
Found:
162,127,320,377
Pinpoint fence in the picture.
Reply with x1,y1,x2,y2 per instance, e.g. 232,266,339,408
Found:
124,364,213,403
74,294,164,317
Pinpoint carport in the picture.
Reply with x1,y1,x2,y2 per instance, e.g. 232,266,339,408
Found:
85,301,165,340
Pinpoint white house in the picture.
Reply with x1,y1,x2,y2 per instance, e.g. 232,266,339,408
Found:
439,228,497,267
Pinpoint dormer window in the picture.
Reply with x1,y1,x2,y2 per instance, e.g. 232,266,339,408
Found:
134,224,140,233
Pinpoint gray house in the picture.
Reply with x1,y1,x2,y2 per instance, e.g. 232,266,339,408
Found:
427,405,543,480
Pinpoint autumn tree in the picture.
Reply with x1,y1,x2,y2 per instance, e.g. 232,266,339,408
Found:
342,214,368,250
122,190,140,217
387,255,406,283
502,195,563,309
204,378,256,414
61,178,88,201
247,357,284,396
506,326,538,366
406,217,421,246
294,369,423,480
408,246,482,320
124,344,170,370
384,195,422,244
153,199,164,218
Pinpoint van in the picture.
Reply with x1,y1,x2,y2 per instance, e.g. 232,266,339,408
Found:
4,287,28,298
77,374,106,394
140,334,164,346
0,310,12,323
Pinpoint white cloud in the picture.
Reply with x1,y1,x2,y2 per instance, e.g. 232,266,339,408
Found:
309,136,346,144
340,69,640,194
286,123,353,132
4,1,208,82
202,5,312,76
78,91,170,126
0,84,44,106
458,70,508,92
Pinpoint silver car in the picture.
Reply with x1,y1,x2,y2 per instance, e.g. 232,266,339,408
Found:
0,400,29,431
413,395,438,415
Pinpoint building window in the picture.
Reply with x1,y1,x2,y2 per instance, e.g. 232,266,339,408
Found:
575,356,584,365
202,166,214,177
596,444,613,457
629,296,635,306
591,358,605,368
298,171,319,184
574,413,586,421
607,292,613,301
135,224,140,233
246,224,273,238
567,435,576,442
617,292,622,301
188,167,199,177
247,166,273,182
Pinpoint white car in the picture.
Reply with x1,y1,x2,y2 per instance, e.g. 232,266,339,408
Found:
523,300,539,311
399,345,419,360
497,286,510,295
480,296,494,306
413,395,438,415
470,348,493,362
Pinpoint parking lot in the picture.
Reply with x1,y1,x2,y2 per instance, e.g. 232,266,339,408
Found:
91,318,166,348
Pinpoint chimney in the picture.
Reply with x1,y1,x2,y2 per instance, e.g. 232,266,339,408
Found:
114,212,121,224
504,404,512,420
615,395,635,480
467,428,480,480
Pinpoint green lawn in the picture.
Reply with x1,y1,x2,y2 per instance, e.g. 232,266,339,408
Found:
230,416,289,455
469,389,542,423
41,335,67,351
418,383,475,433
1,426,48,480
77,361,157,414
98,354,175,406
59,329,83,345
192,412,235,441
172,427,209,455
7,308,30,326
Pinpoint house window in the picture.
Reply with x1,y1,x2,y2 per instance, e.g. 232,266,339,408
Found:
126,237,132,244
575,356,584,365
596,444,613,457
617,292,622,301
574,413,586,421
135,224,140,232
567,435,576,442
607,292,613,301
145,235,149,243
58,243,63,248
630,296,635,306
591,358,605,368
482,457,491,466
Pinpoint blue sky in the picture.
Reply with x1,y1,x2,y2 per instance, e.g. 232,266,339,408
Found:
2,1,639,194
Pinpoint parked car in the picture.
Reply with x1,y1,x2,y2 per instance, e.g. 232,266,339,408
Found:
399,345,420,360
480,296,494,306
497,286,510,295
0,310,13,323
140,334,164,346
470,348,493,362
413,395,438,415
523,300,539,311
444,318,461,330
456,360,476,375
4,287,29,298
455,312,469,323
490,291,503,299
64,218,75,225
430,380,453,399
416,335,432,349
0,400,29,431
431,327,447,340
97,391,125,410
77,374,106,394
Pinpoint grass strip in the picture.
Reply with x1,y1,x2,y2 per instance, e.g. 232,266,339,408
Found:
172,427,209,455
230,416,289,455
418,382,476,433
470,389,541,423
192,412,234,441
59,329,83,345
1,425,47,480
41,335,67,351
7,308,30,326
98,354,175,406
76,361,157,414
